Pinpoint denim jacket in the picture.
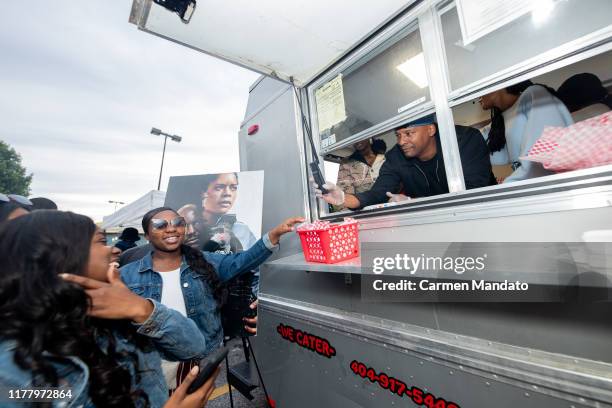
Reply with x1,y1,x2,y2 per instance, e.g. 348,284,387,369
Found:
120,234,275,355
0,300,208,408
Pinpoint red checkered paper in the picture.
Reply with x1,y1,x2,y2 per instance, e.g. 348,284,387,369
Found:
522,111,612,172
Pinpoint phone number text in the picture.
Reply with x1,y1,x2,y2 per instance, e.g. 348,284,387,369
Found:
350,360,460,408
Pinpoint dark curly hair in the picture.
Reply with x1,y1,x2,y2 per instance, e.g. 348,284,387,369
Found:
142,207,224,304
0,211,149,407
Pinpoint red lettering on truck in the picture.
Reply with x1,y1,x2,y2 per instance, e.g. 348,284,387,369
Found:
276,324,336,358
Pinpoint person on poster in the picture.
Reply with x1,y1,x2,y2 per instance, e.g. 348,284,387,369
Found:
194,173,261,336
119,173,259,266
197,172,257,254
178,173,261,295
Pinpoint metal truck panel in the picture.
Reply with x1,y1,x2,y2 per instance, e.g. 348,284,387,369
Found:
238,76,308,260
129,0,419,85
256,296,611,407
259,267,612,365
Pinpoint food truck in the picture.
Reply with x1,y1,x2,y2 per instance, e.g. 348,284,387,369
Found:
128,1,612,406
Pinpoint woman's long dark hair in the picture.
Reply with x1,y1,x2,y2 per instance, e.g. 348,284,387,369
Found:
0,211,148,407
487,81,562,153
487,81,533,153
0,202,27,224
142,207,224,304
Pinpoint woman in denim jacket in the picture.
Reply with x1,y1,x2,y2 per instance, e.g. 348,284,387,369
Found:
120,207,303,389
0,211,219,407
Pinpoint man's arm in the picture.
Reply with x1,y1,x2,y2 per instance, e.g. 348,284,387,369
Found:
342,192,362,209
353,159,402,208
317,158,401,209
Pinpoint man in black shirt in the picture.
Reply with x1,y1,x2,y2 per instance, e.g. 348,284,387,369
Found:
114,227,141,252
315,115,494,209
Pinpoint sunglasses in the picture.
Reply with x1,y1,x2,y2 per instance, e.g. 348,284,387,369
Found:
150,217,186,230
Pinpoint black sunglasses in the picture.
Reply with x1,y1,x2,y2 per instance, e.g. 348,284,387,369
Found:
150,217,186,230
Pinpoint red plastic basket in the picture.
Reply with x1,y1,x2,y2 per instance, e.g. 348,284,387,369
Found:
297,221,360,264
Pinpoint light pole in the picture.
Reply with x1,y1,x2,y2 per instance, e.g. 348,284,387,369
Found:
108,200,125,212
151,127,182,190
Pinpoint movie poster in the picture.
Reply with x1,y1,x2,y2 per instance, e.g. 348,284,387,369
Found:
164,171,264,254
165,171,265,338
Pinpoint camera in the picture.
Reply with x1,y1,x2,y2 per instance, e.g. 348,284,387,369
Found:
221,272,257,339
153,0,196,23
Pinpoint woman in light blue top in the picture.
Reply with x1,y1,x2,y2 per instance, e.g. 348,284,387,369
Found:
479,80,573,183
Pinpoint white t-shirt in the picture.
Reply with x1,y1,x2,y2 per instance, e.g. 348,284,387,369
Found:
159,268,187,317
158,268,187,389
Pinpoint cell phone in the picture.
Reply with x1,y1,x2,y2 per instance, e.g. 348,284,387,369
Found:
187,346,230,394
310,162,329,194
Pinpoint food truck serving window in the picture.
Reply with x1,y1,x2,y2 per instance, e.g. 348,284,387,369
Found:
309,0,612,220
312,22,431,150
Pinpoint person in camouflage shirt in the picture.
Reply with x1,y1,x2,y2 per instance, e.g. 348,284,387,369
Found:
333,138,386,211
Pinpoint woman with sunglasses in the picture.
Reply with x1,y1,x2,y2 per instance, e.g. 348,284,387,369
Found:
0,210,220,407
119,207,303,390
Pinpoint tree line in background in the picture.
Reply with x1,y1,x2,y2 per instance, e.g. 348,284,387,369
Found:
0,140,32,196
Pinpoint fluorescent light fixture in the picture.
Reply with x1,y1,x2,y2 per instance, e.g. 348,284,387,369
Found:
396,53,428,89
532,0,556,25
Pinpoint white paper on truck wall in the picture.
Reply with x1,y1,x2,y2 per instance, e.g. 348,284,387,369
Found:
315,74,347,132
456,0,538,45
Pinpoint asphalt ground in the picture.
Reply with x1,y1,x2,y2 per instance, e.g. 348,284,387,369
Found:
205,337,268,408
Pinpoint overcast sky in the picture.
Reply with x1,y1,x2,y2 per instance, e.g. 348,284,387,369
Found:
0,1,259,221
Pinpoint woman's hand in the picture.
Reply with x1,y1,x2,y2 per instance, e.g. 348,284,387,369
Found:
61,264,154,323
163,365,220,408
268,217,305,245
243,299,258,335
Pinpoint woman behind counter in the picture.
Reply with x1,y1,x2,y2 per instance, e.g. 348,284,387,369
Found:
479,80,573,183
334,138,386,211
